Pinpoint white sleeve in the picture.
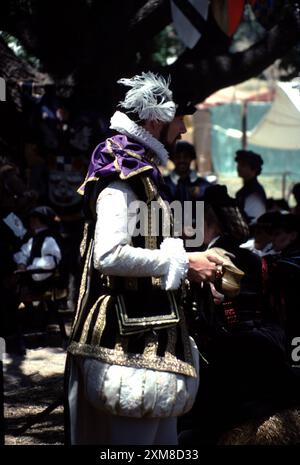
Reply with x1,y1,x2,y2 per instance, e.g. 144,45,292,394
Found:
27,236,62,282
93,180,188,290
244,193,266,223
13,238,33,266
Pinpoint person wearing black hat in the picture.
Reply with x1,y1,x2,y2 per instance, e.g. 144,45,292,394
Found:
262,213,300,347
13,205,62,293
235,150,267,224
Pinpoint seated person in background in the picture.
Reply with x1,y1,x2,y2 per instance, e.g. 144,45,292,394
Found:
240,211,279,257
13,206,62,297
266,197,290,213
0,155,38,351
235,150,267,224
198,185,268,338
263,213,300,346
271,213,300,255
164,141,211,203
291,183,300,216
179,186,299,445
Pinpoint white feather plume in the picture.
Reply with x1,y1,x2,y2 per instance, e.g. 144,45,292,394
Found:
118,72,176,123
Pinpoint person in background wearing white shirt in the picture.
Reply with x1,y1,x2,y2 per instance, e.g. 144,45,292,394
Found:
240,212,279,257
14,206,62,296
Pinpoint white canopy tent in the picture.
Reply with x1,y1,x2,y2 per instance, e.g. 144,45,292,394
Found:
206,80,300,198
219,81,300,149
190,80,300,198
248,81,300,149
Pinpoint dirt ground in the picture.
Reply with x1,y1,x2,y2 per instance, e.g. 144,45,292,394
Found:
4,346,66,445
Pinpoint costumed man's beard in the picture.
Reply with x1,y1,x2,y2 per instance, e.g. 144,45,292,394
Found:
158,122,179,155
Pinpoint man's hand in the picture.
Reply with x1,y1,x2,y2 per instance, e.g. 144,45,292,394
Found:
187,251,223,283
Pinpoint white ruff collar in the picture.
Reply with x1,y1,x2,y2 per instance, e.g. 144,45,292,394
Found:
110,111,169,166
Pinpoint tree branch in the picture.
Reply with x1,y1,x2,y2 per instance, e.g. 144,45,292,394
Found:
0,37,51,108
128,0,170,46
168,1,300,104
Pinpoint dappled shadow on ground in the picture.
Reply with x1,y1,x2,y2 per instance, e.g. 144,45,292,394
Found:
4,348,66,445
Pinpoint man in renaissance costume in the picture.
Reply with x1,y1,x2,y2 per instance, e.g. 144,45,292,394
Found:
65,72,222,445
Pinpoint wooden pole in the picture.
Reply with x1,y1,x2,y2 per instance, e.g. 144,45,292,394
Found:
241,101,248,150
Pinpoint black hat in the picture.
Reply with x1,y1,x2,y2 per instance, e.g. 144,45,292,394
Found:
175,100,196,116
253,211,282,232
235,150,264,170
203,184,236,207
29,206,56,226
271,212,300,233
204,184,249,243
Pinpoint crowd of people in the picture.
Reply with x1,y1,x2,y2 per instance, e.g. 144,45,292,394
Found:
1,71,300,445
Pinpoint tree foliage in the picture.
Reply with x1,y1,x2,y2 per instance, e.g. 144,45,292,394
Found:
0,0,300,114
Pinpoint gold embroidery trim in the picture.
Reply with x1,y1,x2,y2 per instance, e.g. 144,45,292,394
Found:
79,222,89,258
77,176,99,195
164,326,178,365
142,176,157,202
113,155,154,179
80,294,104,344
178,306,194,368
156,191,173,238
125,150,143,160
91,295,111,346
70,238,94,337
107,137,143,161
141,177,158,288
114,335,129,354
143,332,159,358
68,341,197,378
120,165,153,179
106,138,115,154
145,186,157,282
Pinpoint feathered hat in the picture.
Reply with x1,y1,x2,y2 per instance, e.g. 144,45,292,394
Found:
117,71,176,123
